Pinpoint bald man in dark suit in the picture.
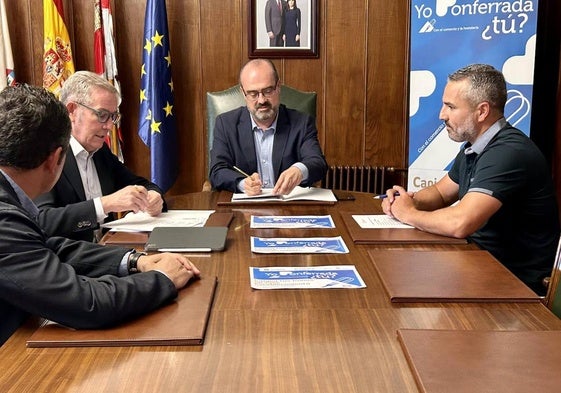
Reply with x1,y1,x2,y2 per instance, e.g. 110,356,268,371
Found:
209,59,327,195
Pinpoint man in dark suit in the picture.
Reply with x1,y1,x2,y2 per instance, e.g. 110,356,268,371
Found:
209,59,327,195
265,0,286,47
35,71,165,242
0,84,199,345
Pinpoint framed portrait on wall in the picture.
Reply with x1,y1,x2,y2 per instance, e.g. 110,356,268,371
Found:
249,0,319,59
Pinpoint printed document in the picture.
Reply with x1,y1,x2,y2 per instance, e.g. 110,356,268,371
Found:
100,210,214,232
352,214,414,229
250,236,349,253
249,265,366,289
250,215,335,229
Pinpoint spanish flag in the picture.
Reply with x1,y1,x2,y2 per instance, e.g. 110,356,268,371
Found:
43,0,74,96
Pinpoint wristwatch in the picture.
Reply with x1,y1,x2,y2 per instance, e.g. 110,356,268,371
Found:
127,252,146,274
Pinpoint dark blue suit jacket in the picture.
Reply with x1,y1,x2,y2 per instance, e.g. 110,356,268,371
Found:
209,104,327,192
0,172,176,345
34,143,165,241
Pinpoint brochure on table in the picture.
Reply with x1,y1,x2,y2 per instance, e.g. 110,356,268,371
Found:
249,265,366,289
251,236,349,253
100,210,214,232
250,215,335,229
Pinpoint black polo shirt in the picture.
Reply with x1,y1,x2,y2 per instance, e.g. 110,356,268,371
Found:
448,123,560,294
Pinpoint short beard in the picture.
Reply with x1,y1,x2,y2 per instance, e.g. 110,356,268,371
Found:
446,118,477,143
251,102,277,122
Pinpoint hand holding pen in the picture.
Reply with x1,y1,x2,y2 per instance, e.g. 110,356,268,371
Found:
377,187,415,201
233,166,263,195
379,186,409,217
374,192,400,199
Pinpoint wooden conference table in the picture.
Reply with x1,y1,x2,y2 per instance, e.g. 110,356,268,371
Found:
2,191,561,393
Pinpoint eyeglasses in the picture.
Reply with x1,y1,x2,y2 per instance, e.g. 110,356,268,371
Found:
75,102,121,125
242,84,278,100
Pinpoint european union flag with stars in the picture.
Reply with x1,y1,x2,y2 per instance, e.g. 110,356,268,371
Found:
138,0,178,192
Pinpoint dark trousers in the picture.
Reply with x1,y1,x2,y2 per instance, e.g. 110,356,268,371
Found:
269,34,284,47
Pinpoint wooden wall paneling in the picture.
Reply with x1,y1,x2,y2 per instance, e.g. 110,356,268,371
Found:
281,58,324,150
4,1,35,85
200,0,244,93
68,0,94,71
30,3,44,85
365,0,409,168
166,0,203,194
199,0,245,186
323,0,367,165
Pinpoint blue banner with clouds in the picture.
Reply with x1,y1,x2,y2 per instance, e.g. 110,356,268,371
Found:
408,0,538,190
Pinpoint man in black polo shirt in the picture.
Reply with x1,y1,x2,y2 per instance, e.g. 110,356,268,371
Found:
382,64,559,295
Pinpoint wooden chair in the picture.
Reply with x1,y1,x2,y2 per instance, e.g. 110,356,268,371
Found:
203,84,317,191
544,237,561,318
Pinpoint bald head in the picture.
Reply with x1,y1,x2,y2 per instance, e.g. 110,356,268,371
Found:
239,59,279,87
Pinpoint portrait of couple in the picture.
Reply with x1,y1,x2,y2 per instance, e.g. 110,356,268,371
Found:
264,0,302,47
253,0,316,53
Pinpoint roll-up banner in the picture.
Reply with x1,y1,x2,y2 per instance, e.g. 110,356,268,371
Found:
408,0,538,190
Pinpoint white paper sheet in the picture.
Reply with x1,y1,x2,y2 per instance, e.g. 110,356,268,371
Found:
100,210,214,232
352,214,414,229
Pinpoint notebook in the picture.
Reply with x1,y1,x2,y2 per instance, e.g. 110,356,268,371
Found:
145,226,228,252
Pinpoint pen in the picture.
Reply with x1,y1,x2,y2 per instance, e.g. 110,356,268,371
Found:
374,192,400,199
232,165,251,178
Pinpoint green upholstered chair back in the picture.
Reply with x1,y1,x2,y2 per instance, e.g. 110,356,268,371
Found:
205,84,317,174
545,236,561,318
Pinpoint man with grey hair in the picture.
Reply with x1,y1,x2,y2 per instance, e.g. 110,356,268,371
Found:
35,71,165,242
0,84,199,345
382,64,559,295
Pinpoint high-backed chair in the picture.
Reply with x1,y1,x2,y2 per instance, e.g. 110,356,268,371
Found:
203,84,317,190
544,236,561,318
